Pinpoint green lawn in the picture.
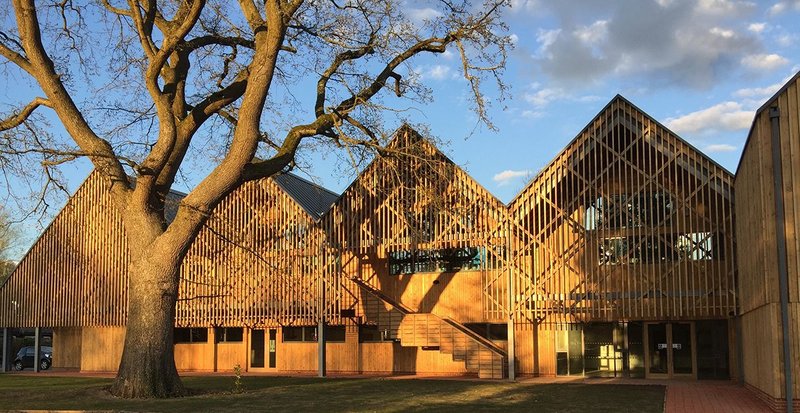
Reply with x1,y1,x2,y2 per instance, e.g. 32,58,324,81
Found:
0,375,664,412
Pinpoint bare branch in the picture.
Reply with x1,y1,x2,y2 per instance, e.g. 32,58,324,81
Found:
12,0,129,192
0,37,34,75
0,97,51,131
315,35,375,117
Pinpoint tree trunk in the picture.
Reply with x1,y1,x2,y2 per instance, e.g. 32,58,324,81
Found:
109,223,188,398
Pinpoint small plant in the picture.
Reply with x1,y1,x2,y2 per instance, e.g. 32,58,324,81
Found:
232,364,243,394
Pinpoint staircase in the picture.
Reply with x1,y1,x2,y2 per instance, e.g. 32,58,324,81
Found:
352,277,507,379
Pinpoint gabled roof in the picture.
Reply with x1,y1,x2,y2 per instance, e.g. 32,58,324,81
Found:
325,124,505,212
510,94,735,206
272,172,339,220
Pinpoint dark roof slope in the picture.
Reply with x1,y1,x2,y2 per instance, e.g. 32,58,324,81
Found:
164,189,186,224
273,172,339,220
128,176,186,224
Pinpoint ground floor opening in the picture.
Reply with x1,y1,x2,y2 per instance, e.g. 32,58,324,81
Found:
548,320,731,380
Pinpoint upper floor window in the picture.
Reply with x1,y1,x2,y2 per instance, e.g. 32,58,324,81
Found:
388,247,484,275
676,232,713,261
599,232,714,265
586,193,674,230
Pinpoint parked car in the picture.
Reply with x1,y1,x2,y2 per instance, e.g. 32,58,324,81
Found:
13,346,52,371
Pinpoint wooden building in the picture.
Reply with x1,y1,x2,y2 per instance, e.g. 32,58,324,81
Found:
735,72,800,411
0,73,797,399
508,96,737,379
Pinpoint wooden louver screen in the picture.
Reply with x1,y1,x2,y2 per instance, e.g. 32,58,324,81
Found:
508,98,736,325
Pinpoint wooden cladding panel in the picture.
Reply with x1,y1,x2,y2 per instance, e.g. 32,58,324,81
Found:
176,178,325,328
0,173,128,327
321,128,509,322
736,75,800,311
509,98,736,324
735,75,800,399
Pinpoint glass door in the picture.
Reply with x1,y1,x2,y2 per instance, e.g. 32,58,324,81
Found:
250,329,265,368
671,323,694,376
644,322,696,378
646,323,669,377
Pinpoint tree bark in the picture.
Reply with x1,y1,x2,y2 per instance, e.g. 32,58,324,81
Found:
109,211,197,398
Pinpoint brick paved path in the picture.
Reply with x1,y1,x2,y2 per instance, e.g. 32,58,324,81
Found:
665,382,771,413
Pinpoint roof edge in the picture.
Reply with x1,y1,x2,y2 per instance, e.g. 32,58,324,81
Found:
508,94,735,206
735,70,800,176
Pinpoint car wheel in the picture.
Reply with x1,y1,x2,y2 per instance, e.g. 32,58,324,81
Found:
14,361,23,371
40,359,51,371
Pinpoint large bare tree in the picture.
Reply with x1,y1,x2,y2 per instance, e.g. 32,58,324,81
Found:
0,0,509,397
0,207,16,283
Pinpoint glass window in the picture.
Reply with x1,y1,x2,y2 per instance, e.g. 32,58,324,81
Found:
190,328,208,343
599,233,713,264
283,326,321,342
676,232,713,260
283,327,305,342
359,324,385,342
325,326,346,343
174,328,208,343
586,193,674,230
215,327,244,343
599,237,629,265
388,247,485,275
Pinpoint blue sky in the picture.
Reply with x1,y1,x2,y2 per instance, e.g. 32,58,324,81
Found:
4,0,800,257
408,0,800,201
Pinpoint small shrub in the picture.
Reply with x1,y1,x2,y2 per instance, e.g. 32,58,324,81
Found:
232,364,243,393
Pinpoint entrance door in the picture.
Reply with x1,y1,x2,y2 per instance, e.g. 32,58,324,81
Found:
251,329,265,368
644,322,696,378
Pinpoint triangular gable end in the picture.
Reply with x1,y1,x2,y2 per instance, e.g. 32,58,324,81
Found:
0,172,129,328
323,125,507,252
510,95,734,210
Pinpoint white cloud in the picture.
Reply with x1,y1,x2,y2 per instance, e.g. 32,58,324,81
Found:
741,53,789,70
414,64,455,81
521,85,602,115
509,34,520,45
709,27,736,38
535,28,561,55
427,65,451,80
533,1,762,89
704,144,738,152
407,7,442,23
733,82,782,98
697,0,757,17
768,0,800,16
509,0,540,13
524,87,566,107
665,102,753,135
733,72,797,99
521,110,544,119
747,22,766,33
493,169,531,186
574,20,608,44
776,33,798,47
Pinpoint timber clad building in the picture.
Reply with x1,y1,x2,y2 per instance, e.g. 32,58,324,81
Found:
1,73,799,409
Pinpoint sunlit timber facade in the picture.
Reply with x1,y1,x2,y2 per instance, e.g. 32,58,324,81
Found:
1,73,800,408
735,73,800,411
